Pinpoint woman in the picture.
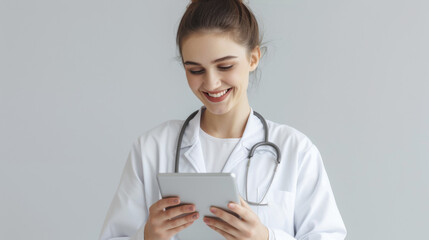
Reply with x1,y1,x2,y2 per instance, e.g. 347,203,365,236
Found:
99,0,347,239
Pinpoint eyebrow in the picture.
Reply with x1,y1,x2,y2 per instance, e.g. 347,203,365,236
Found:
183,55,238,66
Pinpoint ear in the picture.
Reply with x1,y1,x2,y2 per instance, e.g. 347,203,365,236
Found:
249,45,261,72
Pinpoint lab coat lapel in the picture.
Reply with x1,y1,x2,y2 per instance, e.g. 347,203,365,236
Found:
222,108,265,173
179,107,206,173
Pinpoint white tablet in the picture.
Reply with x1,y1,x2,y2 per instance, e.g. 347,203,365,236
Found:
157,173,241,240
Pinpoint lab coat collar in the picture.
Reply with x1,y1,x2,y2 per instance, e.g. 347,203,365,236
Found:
222,107,265,172
179,106,265,172
180,106,264,150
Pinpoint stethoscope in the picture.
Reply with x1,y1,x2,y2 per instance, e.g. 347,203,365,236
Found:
174,109,282,206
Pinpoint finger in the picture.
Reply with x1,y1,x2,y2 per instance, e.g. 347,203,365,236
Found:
208,207,246,232
204,217,240,237
150,197,180,214
207,223,236,240
240,197,250,209
227,201,252,222
162,204,196,221
166,211,199,230
167,220,194,236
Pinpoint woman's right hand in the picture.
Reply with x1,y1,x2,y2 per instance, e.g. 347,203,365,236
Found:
144,197,199,240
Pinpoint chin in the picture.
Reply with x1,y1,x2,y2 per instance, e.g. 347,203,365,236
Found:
203,105,231,116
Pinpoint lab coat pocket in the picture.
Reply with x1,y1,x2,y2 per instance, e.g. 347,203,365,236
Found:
256,187,295,231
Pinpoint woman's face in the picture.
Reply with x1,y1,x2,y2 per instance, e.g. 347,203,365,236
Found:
181,31,260,115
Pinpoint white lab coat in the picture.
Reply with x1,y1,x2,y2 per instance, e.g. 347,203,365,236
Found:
99,107,347,240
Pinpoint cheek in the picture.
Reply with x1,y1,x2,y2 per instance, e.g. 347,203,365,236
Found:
187,77,201,92
229,71,249,89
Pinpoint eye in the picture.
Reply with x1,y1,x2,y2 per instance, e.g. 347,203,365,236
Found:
189,69,204,75
189,65,233,75
219,65,233,70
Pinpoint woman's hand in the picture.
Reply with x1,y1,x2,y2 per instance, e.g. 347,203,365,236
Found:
203,197,269,240
144,197,199,240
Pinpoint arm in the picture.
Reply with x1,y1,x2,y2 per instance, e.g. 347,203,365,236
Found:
198,140,346,240
98,139,148,240
268,143,346,240
98,137,196,240
291,143,347,240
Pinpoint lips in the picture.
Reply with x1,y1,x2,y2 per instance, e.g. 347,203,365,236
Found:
203,88,232,102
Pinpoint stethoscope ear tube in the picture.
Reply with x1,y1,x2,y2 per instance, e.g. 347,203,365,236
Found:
248,142,281,164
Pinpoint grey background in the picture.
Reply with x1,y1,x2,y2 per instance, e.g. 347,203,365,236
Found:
0,0,428,239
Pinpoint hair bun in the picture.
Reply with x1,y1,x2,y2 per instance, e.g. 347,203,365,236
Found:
191,0,246,3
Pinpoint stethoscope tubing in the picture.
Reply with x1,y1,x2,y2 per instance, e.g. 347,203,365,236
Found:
174,109,281,206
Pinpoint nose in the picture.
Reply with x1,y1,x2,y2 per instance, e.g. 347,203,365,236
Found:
203,69,222,91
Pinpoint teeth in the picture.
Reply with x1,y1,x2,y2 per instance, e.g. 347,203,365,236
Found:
207,89,228,98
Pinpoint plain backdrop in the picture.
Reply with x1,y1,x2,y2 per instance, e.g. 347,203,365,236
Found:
1,0,428,239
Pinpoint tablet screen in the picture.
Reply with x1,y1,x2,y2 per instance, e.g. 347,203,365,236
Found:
157,173,241,240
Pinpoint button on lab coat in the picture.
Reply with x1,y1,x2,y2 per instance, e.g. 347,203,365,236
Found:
99,107,347,240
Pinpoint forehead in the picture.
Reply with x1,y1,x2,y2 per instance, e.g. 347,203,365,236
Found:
181,32,247,63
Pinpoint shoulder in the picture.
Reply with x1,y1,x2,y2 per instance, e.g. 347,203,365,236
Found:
132,119,184,148
265,119,325,174
265,118,316,154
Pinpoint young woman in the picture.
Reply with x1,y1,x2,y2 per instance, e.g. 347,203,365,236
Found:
99,0,347,239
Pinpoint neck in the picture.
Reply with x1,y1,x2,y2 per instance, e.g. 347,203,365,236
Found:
200,101,251,139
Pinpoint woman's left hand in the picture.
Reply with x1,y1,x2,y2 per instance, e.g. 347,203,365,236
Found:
203,197,269,240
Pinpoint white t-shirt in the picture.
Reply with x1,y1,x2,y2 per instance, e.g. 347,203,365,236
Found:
199,127,240,172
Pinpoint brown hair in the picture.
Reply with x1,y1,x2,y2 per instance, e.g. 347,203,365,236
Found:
176,0,267,80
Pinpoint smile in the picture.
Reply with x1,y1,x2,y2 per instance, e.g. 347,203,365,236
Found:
207,89,229,97
203,88,232,102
